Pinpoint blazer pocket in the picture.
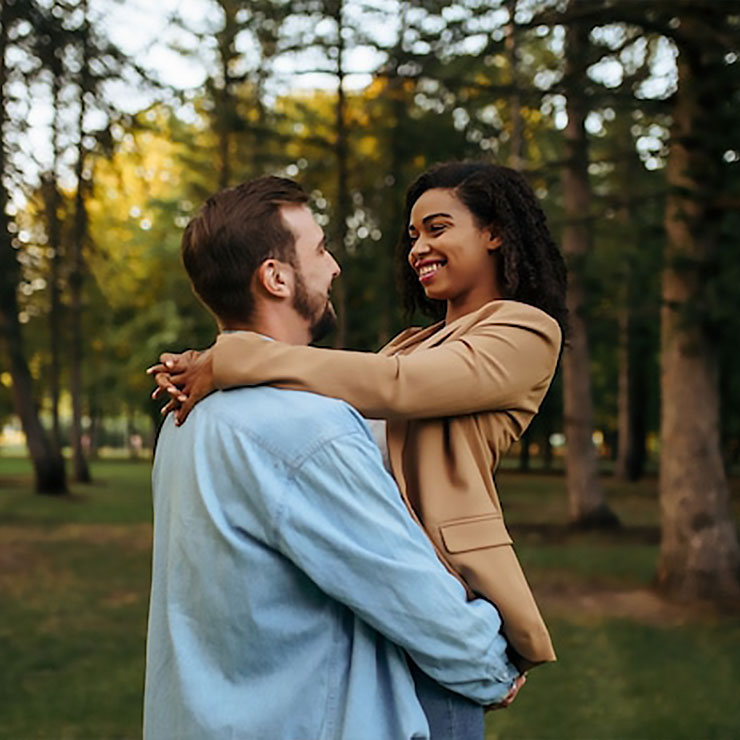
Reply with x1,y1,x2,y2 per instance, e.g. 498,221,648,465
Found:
439,514,513,554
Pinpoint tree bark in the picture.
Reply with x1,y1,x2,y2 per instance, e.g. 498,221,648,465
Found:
43,173,63,455
43,52,65,455
657,14,740,601
70,2,91,483
0,5,66,494
613,114,650,482
87,392,100,460
215,0,240,190
505,0,524,171
560,9,618,527
378,5,408,347
615,307,647,481
331,0,349,348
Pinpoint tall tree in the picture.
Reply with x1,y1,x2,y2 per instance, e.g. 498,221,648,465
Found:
69,0,92,482
505,0,525,171
212,0,241,190
168,0,290,197
0,0,67,493
61,0,153,481
41,171,64,455
657,4,740,600
612,136,654,482
328,0,350,348
38,5,68,457
560,4,617,527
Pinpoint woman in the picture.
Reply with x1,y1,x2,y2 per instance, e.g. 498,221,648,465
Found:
151,161,567,734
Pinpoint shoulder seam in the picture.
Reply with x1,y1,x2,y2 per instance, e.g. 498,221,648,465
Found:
210,393,367,472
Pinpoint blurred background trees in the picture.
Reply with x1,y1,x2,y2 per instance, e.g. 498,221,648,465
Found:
1,0,738,600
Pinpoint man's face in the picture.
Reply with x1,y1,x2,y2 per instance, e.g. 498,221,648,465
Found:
281,205,341,342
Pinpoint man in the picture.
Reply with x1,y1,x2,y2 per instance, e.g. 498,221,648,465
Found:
144,176,522,739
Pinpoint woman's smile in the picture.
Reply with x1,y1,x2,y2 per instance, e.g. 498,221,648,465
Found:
415,258,447,283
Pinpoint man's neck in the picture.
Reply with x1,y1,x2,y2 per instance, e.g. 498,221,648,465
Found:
220,305,311,346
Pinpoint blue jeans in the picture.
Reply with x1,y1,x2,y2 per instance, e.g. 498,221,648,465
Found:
410,660,485,740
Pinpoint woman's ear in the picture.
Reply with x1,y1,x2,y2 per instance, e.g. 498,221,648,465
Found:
256,259,293,299
487,233,503,252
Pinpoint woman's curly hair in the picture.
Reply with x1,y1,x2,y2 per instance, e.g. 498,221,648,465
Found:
396,161,568,337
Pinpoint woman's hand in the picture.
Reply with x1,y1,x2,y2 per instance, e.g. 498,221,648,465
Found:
147,347,215,425
487,673,526,711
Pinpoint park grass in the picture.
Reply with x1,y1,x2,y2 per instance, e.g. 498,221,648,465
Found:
1,459,151,739
1,458,739,739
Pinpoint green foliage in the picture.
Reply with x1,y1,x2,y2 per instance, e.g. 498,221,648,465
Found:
5,0,740,460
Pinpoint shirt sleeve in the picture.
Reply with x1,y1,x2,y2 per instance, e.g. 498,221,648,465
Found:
272,427,520,704
212,305,561,420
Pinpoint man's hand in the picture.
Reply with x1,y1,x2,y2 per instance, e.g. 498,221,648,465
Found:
147,347,215,425
487,673,526,711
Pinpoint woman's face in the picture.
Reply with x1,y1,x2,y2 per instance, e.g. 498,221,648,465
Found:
407,188,502,318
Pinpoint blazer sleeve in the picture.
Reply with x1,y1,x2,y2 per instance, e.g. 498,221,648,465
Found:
212,305,562,420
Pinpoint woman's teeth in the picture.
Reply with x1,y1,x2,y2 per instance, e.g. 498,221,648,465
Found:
418,261,445,278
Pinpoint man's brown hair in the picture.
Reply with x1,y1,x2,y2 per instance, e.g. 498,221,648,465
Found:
181,176,309,323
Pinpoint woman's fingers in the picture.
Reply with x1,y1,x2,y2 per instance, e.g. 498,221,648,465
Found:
167,385,188,403
158,351,185,370
147,350,200,376
147,347,212,425
487,673,526,711
174,394,197,425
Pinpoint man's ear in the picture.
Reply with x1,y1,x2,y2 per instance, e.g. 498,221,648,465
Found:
256,259,293,299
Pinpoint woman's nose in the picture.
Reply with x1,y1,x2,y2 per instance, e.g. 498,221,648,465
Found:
409,238,430,262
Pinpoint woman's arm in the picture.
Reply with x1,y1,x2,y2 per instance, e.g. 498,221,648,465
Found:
211,303,561,420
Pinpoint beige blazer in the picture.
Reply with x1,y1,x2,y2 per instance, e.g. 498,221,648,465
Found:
213,299,562,668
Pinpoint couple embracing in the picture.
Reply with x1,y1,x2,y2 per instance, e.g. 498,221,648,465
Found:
144,161,567,740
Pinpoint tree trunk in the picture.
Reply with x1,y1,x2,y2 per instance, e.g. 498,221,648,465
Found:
560,10,618,527
378,8,408,347
0,317,67,493
43,173,63,455
46,51,65,454
215,0,239,190
613,115,649,482
332,0,349,348
0,7,66,494
505,0,524,171
87,400,99,460
218,60,231,190
70,2,91,483
657,18,740,601
615,307,647,481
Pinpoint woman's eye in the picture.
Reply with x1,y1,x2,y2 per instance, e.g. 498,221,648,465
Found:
429,224,445,234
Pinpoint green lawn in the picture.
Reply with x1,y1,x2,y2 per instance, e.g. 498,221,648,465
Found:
1,458,739,739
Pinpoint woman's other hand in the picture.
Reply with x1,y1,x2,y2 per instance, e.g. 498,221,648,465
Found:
147,348,215,425
486,673,526,712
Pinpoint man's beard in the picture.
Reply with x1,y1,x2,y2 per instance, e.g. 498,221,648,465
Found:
293,270,337,343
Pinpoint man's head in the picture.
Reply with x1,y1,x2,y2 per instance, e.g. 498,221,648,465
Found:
182,176,340,342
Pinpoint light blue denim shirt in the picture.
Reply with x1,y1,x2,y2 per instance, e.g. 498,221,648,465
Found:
144,386,518,740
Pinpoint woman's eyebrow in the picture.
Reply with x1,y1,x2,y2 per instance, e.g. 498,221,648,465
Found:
408,212,453,233
421,212,452,224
